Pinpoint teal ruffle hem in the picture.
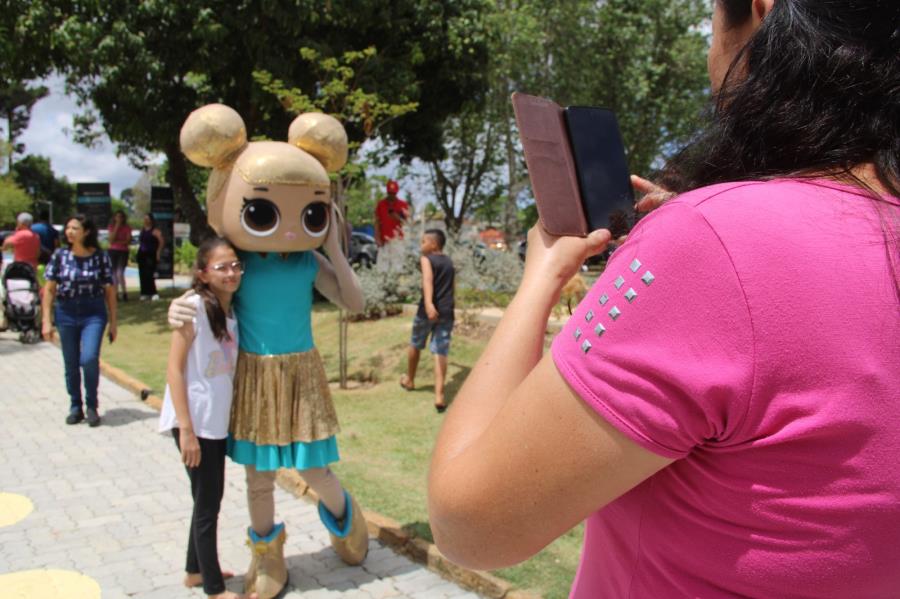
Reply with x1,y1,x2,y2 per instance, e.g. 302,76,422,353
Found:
227,435,340,471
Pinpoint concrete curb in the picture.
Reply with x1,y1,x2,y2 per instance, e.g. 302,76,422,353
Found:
97,356,542,599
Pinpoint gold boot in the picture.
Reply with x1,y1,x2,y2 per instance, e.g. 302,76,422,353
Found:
244,524,288,599
318,491,369,565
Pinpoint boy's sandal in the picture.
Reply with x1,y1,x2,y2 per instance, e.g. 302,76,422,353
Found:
399,375,415,391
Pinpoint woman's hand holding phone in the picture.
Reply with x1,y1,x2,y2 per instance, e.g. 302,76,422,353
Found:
522,225,612,297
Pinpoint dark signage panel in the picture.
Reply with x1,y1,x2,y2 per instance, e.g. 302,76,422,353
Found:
150,186,175,280
75,183,111,229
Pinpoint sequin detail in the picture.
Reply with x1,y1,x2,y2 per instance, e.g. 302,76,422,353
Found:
574,327,582,340
581,340,592,353
614,276,625,289
609,306,621,320
625,288,637,303
594,323,606,337
585,310,594,323
630,259,642,273
599,294,609,305
642,271,655,286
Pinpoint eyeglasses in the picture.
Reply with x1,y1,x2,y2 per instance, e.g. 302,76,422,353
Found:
206,261,244,274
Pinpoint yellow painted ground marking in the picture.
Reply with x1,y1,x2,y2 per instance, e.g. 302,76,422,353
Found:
0,570,101,599
0,492,33,527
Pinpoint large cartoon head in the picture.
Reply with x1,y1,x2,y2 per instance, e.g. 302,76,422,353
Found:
180,104,348,252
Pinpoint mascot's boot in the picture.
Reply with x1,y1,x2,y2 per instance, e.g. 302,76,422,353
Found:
317,490,369,565
244,523,288,599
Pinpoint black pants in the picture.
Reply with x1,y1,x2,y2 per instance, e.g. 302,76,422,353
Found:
173,429,227,595
137,251,158,296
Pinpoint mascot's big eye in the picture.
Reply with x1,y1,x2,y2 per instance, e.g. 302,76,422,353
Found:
241,198,280,237
302,202,329,238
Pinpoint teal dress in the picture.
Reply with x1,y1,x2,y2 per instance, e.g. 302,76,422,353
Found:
226,250,340,471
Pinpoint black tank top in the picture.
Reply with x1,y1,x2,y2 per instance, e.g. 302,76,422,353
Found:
417,253,455,319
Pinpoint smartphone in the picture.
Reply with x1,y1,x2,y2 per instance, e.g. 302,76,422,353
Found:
563,106,635,237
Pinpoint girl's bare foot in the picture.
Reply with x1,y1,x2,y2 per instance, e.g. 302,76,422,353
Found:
400,374,415,391
185,571,235,588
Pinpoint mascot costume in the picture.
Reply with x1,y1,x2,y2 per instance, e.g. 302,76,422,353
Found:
174,104,368,598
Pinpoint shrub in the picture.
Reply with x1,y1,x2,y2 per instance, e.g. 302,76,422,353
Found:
353,236,524,319
175,241,197,274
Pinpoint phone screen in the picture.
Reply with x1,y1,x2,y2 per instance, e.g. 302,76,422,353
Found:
564,107,635,237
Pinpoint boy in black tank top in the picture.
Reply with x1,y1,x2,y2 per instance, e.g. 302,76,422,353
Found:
400,229,455,412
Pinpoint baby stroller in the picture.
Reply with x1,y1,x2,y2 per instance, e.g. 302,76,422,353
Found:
2,261,42,344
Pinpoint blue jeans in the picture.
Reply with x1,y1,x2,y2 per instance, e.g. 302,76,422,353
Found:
55,297,108,412
410,315,454,356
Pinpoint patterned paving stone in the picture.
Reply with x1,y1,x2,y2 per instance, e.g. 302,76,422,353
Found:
0,332,480,597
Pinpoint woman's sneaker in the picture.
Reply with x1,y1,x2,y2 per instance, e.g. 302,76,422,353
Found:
66,410,84,425
86,408,101,427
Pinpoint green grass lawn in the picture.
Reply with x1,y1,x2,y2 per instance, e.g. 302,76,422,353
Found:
103,287,582,599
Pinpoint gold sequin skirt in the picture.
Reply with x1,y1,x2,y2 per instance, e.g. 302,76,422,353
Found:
230,348,340,445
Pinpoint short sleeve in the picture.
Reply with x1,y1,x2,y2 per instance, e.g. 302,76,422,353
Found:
44,249,63,281
98,251,114,286
551,200,755,458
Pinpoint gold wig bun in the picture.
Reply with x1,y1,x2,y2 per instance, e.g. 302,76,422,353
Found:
180,104,248,169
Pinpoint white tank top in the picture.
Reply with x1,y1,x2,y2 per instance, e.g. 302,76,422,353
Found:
158,294,238,439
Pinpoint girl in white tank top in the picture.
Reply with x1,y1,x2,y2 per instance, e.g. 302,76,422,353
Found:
158,238,248,599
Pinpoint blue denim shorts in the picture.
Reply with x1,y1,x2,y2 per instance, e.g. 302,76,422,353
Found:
410,315,453,356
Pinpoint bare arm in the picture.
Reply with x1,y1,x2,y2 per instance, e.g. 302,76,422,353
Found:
104,284,117,342
41,280,58,341
313,210,364,313
428,226,672,570
421,256,438,320
153,228,164,261
166,322,201,468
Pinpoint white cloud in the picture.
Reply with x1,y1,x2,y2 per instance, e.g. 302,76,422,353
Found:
16,76,162,198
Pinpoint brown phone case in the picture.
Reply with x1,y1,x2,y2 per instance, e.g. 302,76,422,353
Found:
511,92,588,237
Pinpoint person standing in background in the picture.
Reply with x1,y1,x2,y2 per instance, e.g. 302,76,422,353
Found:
107,210,132,301
2,212,41,269
400,229,455,412
31,211,60,265
42,214,117,427
374,179,409,271
137,213,164,300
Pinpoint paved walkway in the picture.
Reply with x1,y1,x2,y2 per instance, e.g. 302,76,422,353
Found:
0,332,480,599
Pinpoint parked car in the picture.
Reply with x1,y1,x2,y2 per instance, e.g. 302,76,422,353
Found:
349,231,378,268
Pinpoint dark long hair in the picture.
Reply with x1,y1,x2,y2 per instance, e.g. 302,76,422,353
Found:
659,0,899,297
64,214,99,249
192,237,239,342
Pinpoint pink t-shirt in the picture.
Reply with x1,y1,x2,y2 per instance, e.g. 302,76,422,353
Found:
4,229,40,268
551,180,900,598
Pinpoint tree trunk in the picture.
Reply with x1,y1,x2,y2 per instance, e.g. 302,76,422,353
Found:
164,144,212,245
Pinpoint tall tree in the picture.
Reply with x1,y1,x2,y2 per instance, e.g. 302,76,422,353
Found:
50,0,489,243
424,0,711,237
0,82,48,172
12,154,74,220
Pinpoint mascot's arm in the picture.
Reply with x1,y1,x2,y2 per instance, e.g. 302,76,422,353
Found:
167,289,198,328
314,212,364,314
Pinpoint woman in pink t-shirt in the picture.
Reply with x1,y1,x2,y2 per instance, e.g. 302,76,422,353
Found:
107,210,132,301
429,1,900,597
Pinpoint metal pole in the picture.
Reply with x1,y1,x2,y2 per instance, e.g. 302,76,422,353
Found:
335,177,349,389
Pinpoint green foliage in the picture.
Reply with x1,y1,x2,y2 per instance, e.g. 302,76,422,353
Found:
424,0,711,237
11,154,74,220
0,82,48,171
254,47,419,143
0,176,31,226
174,240,198,274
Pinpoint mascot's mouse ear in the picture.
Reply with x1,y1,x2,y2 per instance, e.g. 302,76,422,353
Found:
288,113,348,173
180,104,248,169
